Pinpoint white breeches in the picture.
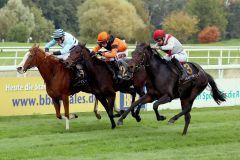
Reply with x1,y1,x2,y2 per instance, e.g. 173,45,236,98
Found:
56,53,70,60
164,51,187,63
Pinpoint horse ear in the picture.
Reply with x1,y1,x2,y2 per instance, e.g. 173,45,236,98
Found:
32,43,36,48
79,42,86,47
36,44,40,48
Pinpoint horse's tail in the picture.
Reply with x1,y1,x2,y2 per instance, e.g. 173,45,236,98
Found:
207,73,226,104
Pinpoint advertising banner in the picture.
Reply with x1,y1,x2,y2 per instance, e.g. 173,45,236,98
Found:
0,77,134,116
146,78,240,110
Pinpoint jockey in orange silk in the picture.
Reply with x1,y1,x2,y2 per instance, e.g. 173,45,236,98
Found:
92,31,128,61
92,32,130,80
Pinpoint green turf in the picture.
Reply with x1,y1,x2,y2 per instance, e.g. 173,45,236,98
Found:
186,39,240,46
0,106,239,160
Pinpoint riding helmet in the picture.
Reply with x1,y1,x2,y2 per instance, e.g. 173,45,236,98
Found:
52,29,65,39
153,29,166,40
97,31,110,42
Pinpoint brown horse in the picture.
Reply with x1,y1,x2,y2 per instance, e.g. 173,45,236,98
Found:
118,43,226,135
64,44,148,122
16,44,103,130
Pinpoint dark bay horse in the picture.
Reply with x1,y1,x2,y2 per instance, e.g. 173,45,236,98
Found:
64,44,148,123
118,43,226,135
16,44,103,129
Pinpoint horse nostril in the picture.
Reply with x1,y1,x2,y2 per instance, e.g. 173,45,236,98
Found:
17,66,22,71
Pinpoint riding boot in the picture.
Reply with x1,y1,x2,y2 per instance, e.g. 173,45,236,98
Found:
171,57,188,82
108,62,118,82
75,64,84,79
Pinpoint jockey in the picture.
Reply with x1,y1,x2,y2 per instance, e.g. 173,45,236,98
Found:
44,29,79,60
91,31,130,80
152,29,189,82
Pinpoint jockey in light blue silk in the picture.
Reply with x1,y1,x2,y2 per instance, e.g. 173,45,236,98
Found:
45,29,79,60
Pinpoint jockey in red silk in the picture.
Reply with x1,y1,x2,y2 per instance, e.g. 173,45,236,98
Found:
152,29,189,82
45,29,79,60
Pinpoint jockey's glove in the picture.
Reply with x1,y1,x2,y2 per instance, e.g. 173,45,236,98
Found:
96,51,103,56
53,51,61,55
45,48,49,52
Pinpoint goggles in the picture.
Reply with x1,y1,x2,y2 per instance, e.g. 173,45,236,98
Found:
98,41,107,45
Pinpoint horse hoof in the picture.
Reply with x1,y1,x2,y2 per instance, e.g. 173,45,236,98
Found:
74,114,78,118
117,120,123,126
168,119,175,124
114,113,121,117
96,114,101,120
131,112,136,118
182,132,187,136
157,115,166,121
112,124,116,129
136,116,141,122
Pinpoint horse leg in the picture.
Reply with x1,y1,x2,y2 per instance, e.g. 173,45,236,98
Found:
153,95,170,121
129,90,137,118
61,95,77,130
118,89,136,118
134,90,146,122
96,95,116,129
52,98,61,119
94,99,101,120
113,102,121,117
168,100,192,124
107,93,117,129
182,112,191,135
168,97,194,135
61,95,70,130
118,94,153,125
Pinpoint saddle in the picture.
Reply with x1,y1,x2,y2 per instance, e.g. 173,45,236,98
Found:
106,59,133,81
167,61,199,81
65,63,89,88
167,61,199,97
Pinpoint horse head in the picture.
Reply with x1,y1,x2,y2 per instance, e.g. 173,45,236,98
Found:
17,44,45,74
131,43,152,68
64,43,89,67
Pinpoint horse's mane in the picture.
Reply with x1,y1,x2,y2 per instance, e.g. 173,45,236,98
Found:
75,43,109,67
136,43,166,64
32,46,61,65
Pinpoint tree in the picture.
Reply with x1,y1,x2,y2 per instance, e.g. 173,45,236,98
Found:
198,26,221,43
6,23,29,42
162,11,199,43
0,0,35,42
77,0,147,43
143,0,188,29
128,0,151,41
0,0,8,8
0,7,18,40
29,6,55,42
23,0,85,36
226,0,240,39
187,0,227,38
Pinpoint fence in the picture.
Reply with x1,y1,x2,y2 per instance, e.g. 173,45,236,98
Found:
1,46,240,78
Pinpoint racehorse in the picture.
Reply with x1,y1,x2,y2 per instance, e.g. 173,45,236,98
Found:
64,43,148,122
118,43,226,135
16,44,103,130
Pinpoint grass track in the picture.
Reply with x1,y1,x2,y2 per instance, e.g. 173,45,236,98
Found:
0,106,239,160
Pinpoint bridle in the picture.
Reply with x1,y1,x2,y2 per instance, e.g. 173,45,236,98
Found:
24,48,43,70
133,48,148,71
